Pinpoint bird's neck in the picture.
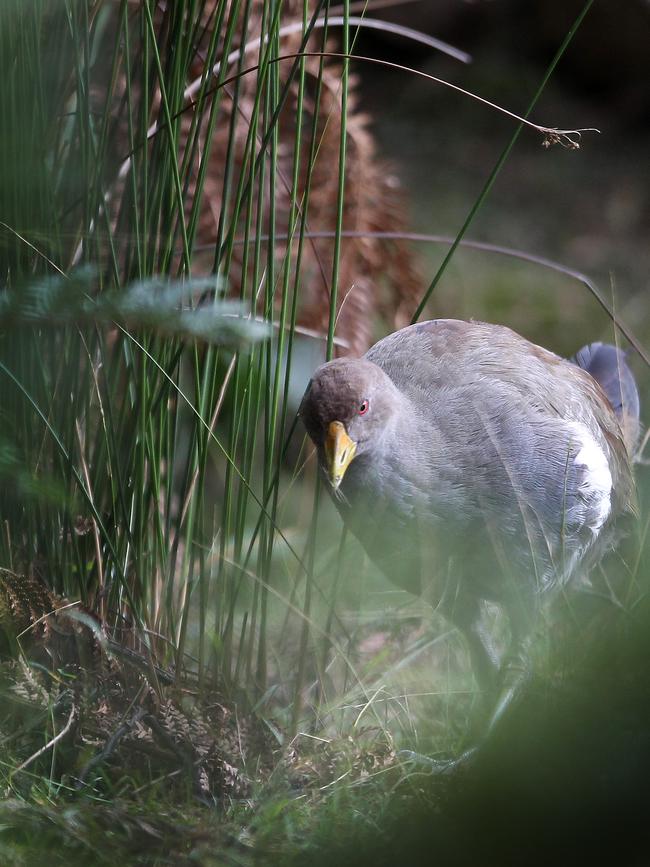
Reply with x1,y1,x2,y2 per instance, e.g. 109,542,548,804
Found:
346,396,435,510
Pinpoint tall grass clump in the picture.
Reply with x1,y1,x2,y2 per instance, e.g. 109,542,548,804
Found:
0,0,431,740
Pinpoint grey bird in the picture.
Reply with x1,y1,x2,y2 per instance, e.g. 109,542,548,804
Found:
299,319,639,711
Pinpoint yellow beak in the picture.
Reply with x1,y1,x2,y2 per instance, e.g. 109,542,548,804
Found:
324,421,357,490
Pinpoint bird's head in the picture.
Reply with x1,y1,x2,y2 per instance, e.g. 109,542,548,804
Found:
299,358,400,490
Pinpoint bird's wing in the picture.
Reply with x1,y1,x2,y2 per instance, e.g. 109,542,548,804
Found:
366,319,635,575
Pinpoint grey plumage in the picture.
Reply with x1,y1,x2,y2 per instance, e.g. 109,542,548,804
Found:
572,341,640,449
300,319,639,696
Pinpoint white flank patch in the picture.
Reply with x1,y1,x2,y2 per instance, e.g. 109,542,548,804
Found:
568,422,613,532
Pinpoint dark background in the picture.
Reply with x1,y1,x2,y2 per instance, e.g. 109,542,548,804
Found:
353,0,650,362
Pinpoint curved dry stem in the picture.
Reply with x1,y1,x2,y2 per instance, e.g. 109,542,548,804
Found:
278,16,471,64
79,29,589,270
263,52,599,147
332,0,422,13
124,46,594,180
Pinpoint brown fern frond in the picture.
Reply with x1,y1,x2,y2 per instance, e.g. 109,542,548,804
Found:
93,1,422,354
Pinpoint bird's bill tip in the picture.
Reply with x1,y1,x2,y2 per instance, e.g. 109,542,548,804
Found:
324,421,357,489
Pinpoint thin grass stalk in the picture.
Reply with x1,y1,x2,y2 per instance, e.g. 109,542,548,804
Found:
290,478,320,735
142,2,192,275
326,0,349,360
255,0,288,691
223,275,264,679
212,0,329,276
279,0,330,725
410,0,596,321
223,4,335,688
123,4,145,280
182,2,235,254
242,0,276,691
184,0,247,681
220,3,276,687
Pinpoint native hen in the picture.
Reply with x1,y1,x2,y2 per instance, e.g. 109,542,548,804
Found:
300,320,639,699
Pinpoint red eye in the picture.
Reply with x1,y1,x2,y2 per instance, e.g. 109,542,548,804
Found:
358,399,369,415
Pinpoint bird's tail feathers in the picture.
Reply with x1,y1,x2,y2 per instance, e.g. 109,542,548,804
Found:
572,342,640,453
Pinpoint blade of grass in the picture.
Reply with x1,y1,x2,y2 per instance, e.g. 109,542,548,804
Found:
411,0,596,321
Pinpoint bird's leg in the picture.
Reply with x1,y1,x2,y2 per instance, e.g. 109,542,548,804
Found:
483,596,537,735
462,614,501,703
400,596,535,774
402,574,545,775
400,595,500,764
398,595,498,772
442,595,500,711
